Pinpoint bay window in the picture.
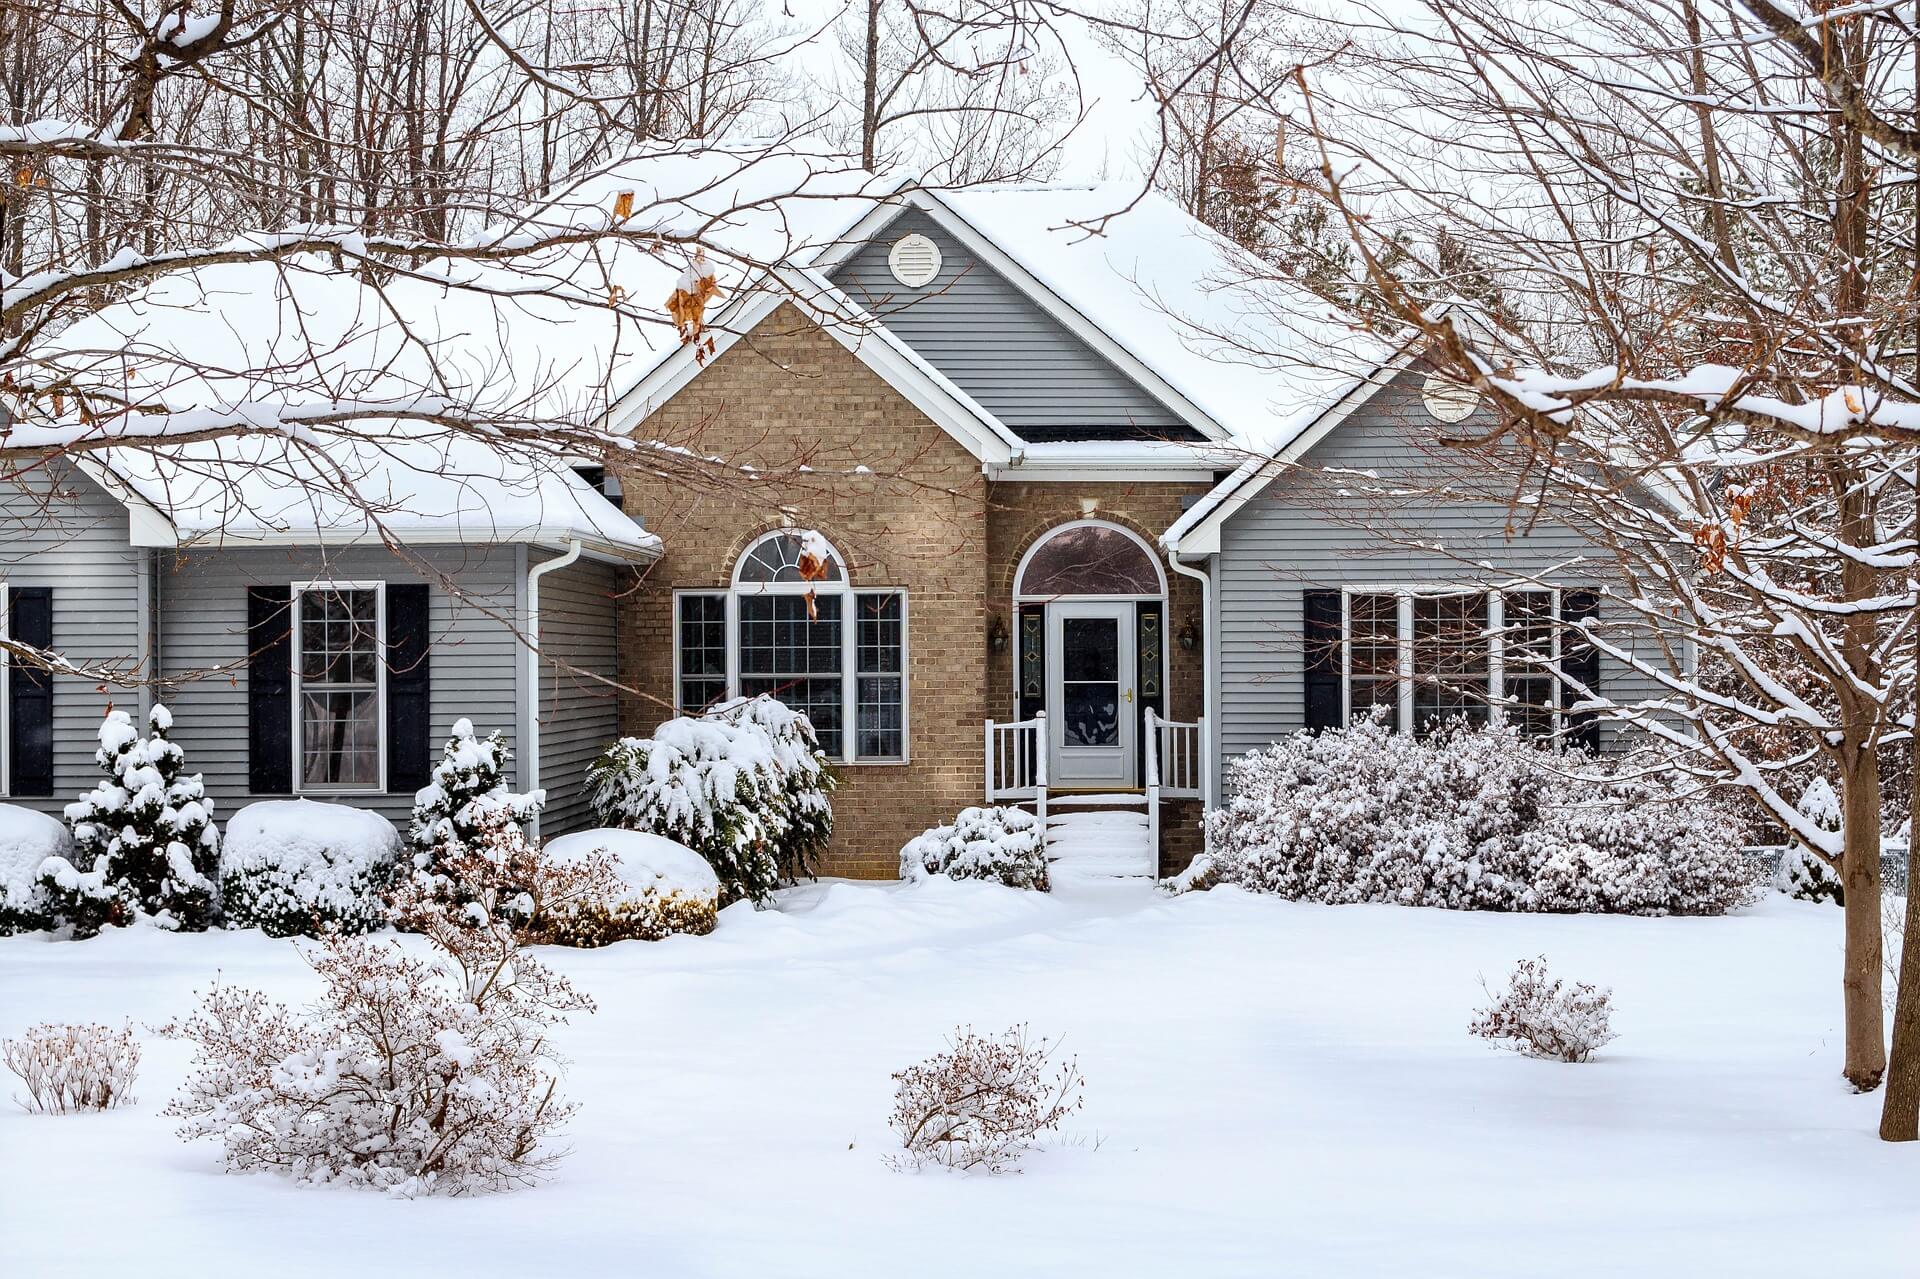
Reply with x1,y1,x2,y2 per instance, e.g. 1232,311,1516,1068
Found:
674,531,907,763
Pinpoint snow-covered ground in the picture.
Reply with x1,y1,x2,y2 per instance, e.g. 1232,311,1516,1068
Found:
1,880,1914,1277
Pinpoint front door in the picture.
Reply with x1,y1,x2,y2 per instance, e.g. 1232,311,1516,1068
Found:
1047,601,1135,787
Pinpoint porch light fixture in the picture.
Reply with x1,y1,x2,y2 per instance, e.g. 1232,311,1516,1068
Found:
1178,615,1199,652
988,613,1010,654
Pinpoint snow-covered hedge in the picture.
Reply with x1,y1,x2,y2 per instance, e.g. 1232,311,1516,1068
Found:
45,706,220,936
535,829,720,945
0,804,69,934
220,801,403,937
1206,714,1759,915
900,806,1048,890
586,696,836,906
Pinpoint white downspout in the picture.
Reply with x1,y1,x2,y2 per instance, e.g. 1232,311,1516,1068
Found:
1166,549,1215,808
525,539,583,838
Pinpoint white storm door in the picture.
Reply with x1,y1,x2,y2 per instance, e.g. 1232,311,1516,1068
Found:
1046,601,1135,787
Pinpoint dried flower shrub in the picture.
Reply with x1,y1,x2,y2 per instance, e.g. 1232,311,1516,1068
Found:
887,1025,1084,1173
3,1022,140,1113
1470,956,1618,1063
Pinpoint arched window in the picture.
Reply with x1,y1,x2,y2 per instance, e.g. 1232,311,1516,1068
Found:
1015,521,1166,599
674,530,906,762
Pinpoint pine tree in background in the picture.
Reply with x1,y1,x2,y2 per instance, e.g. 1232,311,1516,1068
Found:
407,719,544,865
43,706,220,936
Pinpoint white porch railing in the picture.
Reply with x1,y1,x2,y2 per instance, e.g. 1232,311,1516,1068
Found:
985,712,1048,832
1145,708,1205,858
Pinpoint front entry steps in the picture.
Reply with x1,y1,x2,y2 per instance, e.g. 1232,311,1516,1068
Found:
1043,806,1155,884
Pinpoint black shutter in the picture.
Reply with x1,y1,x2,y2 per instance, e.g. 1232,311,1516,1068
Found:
8,587,54,796
1562,589,1601,752
247,586,293,794
385,584,432,793
1303,590,1343,732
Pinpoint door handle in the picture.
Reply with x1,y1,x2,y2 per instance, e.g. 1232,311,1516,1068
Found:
1124,688,1134,704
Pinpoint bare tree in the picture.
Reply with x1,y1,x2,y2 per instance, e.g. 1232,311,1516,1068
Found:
1128,0,1920,1129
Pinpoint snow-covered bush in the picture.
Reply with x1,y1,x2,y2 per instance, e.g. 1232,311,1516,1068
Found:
900,806,1048,890
887,1025,1084,1173
1159,852,1218,896
1775,778,1845,905
43,706,220,936
1206,713,1758,915
3,1022,140,1113
0,804,69,934
536,829,720,946
586,695,837,906
163,812,597,1196
1469,956,1617,1062
408,718,543,862
220,801,402,937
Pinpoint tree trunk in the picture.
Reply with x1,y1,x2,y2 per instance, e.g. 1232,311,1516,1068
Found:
1881,690,1920,1136
862,0,881,170
1841,748,1888,1090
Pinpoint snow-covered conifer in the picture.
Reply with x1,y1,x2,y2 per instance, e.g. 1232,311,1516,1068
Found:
1776,779,1845,906
407,718,542,864
42,706,219,936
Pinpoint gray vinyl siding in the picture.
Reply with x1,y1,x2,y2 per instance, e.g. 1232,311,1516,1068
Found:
1212,368,1671,771
533,554,622,836
157,545,524,831
828,208,1204,442
0,464,145,815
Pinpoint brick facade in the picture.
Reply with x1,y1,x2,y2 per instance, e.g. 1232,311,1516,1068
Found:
614,305,1212,878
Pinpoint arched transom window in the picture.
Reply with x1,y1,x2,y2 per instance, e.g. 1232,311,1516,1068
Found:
1016,521,1166,599
674,530,906,762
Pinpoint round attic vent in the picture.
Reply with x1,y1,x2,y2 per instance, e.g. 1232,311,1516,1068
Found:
1421,372,1480,424
887,233,942,288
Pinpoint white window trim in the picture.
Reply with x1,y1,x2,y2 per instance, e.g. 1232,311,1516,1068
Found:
290,580,387,795
1338,585,1566,736
675,532,911,765
0,580,9,797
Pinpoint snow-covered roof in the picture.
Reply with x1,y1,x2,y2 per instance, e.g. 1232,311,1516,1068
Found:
930,183,1385,450
92,429,658,560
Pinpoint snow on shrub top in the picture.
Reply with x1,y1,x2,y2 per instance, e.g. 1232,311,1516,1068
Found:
901,806,1048,891
221,800,403,933
544,829,720,903
1207,712,1759,915
0,804,71,912
587,695,835,905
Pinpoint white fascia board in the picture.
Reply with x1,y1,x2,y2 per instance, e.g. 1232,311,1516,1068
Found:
73,457,181,547
164,524,660,562
908,191,1236,445
1165,344,1423,556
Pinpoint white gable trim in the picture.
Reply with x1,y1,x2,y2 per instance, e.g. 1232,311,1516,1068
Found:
603,264,1020,466
72,457,179,546
906,191,1236,445
1163,344,1423,556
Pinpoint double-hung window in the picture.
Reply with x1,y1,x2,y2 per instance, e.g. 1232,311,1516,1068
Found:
293,583,384,790
674,531,907,763
1341,587,1585,739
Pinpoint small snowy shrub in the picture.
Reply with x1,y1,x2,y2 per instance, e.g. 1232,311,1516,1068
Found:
899,806,1048,890
536,829,720,946
44,706,220,936
408,718,543,862
587,695,837,906
3,1022,140,1113
1159,852,1218,896
163,812,597,1196
1469,956,1617,1063
1774,779,1844,905
1207,713,1757,915
887,1025,1084,1173
0,804,70,933
220,801,402,937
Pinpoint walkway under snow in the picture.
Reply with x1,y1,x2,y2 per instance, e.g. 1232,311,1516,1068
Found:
1,882,1915,1277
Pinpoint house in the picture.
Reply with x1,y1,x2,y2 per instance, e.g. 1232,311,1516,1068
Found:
1,143,1651,878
